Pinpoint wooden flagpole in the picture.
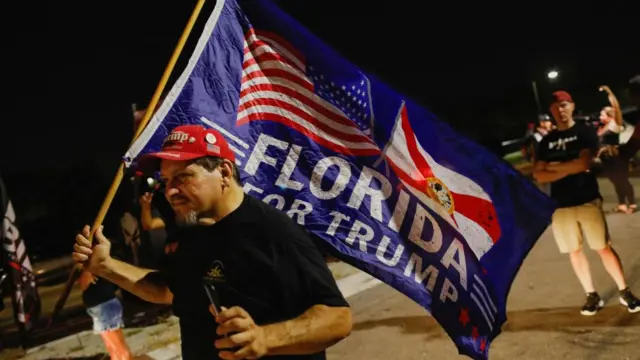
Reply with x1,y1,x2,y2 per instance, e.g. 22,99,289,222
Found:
47,0,206,328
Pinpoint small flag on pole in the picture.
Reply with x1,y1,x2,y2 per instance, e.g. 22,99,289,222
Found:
1,175,41,342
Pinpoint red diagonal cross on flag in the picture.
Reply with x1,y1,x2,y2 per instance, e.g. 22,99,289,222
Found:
383,103,502,259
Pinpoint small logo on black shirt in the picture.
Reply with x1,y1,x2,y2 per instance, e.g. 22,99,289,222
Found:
548,135,577,151
205,260,225,282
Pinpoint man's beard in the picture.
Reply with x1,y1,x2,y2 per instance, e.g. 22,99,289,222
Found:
175,210,199,227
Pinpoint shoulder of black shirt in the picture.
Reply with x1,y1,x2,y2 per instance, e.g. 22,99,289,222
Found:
238,195,319,249
241,194,295,230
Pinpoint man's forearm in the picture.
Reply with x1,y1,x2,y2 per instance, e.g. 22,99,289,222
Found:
263,305,352,356
547,159,589,175
533,169,567,183
96,258,173,304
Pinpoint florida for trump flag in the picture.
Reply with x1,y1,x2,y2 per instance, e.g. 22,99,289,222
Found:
124,0,556,358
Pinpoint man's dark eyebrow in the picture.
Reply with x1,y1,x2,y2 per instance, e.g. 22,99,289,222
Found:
176,169,194,177
161,169,195,182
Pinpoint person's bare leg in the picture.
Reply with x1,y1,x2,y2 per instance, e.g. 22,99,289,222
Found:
597,246,627,290
100,329,133,360
569,249,596,293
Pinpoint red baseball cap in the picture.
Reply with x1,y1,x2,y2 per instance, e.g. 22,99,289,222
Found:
137,125,235,172
551,90,573,103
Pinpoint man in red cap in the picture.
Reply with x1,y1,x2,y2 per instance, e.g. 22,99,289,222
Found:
72,125,352,360
533,91,639,316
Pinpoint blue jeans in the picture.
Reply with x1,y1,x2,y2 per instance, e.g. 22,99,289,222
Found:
86,297,125,333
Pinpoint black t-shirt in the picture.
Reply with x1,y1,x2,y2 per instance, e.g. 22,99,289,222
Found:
162,194,349,360
600,126,620,146
619,107,640,160
537,123,601,208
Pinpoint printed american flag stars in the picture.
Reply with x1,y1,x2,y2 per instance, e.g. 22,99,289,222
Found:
307,65,373,137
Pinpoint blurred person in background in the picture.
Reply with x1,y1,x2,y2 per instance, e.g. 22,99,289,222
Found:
79,180,135,360
79,270,132,360
596,86,635,213
534,114,555,142
618,75,640,162
524,115,555,160
522,115,554,194
139,183,180,255
133,103,181,257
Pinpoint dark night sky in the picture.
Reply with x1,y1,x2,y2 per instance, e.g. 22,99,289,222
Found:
1,1,638,257
4,0,639,173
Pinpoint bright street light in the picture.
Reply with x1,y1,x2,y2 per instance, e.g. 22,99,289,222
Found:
532,69,560,115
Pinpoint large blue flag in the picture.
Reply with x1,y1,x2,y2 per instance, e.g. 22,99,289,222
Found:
124,0,556,358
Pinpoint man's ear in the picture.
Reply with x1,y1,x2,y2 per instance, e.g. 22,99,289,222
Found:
219,160,235,184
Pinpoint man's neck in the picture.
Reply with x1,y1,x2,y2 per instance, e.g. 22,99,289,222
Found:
556,118,575,131
199,185,245,224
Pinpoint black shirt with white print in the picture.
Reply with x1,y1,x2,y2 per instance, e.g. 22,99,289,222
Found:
161,194,349,360
537,123,601,208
